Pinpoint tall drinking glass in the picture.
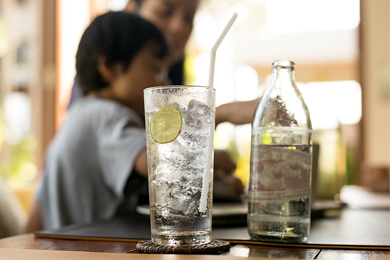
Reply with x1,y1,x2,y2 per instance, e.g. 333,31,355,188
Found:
144,85,215,246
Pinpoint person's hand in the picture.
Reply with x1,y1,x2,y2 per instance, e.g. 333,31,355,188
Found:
214,149,236,174
214,169,245,198
213,149,244,198
215,98,260,126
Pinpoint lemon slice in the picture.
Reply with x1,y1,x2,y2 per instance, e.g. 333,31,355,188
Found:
150,106,182,144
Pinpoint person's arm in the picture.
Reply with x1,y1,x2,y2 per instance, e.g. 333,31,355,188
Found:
134,148,148,178
215,98,259,126
135,148,237,178
25,202,42,233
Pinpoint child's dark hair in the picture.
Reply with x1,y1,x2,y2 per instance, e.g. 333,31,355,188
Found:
76,11,169,95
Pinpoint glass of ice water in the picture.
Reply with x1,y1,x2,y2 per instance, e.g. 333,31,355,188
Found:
144,85,215,246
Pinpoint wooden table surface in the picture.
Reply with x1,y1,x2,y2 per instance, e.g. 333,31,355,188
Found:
0,233,389,259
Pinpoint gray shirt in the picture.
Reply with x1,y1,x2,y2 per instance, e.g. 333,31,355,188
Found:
36,98,146,230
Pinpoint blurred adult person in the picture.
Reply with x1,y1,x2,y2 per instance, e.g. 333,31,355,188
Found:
68,0,199,108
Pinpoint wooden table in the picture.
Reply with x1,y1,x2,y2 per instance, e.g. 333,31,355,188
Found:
1,201,390,260
0,232,389,259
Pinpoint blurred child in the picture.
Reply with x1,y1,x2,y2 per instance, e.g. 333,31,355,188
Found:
27,12,169,231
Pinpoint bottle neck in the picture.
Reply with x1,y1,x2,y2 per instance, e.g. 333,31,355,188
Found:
272,66,294,76
271,66,296,83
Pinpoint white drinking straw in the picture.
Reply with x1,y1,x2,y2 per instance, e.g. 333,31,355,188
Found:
199,12,238,213
208,12,238,89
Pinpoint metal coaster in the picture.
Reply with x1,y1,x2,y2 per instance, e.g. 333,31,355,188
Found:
136,240,231,254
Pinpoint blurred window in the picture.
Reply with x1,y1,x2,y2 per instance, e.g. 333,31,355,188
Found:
186,0,361,191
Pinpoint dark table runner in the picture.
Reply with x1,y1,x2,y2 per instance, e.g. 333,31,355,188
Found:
35,209,390,250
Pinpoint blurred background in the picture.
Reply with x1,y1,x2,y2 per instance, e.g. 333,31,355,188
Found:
0,0,388,237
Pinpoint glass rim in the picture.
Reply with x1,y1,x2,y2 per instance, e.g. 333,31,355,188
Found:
144,85,215,92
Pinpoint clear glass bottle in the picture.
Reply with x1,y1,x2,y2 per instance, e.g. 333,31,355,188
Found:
248,60,312,243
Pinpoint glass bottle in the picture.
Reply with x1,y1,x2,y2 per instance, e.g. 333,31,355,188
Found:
248,60,312,243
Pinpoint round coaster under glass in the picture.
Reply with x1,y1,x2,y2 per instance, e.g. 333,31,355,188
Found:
136,240,231,254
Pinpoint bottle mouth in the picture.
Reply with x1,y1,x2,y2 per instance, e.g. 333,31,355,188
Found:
272,60,295,68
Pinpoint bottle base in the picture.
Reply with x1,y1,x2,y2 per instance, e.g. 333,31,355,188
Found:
249,232,308,243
